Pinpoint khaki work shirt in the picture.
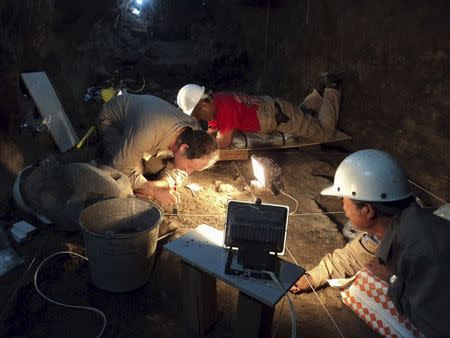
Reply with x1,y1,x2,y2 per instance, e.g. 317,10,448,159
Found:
308,233,380,288
98,94,200,189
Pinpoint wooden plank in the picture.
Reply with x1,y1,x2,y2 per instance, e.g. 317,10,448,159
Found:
182,263,218,336
218,148,249,161
164,224,304,307
21,72,79,151
218,130,351,161
235,292,274,338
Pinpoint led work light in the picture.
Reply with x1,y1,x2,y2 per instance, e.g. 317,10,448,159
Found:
224,199,289,275
251,155,284,195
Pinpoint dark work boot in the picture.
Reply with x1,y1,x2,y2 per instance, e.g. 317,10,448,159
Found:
316,71,345,96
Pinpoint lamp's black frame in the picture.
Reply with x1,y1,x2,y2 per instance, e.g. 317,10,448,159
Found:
223,199,289,276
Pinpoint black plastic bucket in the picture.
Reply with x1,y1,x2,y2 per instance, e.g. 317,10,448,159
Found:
79,197,163,292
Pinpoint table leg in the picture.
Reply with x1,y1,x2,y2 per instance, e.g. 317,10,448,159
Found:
235,291,274,338
182,262,218,336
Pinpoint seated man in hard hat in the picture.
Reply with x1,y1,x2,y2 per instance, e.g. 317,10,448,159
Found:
97,94,218,208
291,149,450,337
177,74,342,149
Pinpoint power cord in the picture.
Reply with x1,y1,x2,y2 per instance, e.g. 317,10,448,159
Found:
279,189,299,215
239,269,296,338
286,246,345,338
261,270,296,338
34,251,107,338
271,296,286,338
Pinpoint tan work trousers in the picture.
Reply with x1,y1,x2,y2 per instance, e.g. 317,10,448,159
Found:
256,88,341,142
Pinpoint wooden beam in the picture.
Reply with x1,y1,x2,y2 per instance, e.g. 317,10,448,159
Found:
218,148,249,161
218,130,352,161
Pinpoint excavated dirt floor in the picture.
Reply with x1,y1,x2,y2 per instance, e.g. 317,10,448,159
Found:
0,145,382,337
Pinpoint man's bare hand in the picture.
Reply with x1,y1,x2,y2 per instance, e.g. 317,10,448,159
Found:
365,259,391,282
207,127,218,135
216,130,234,149
290,274,315,294
134,181,177,209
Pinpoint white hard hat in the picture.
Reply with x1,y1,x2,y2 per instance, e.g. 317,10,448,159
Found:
321,149,411,202
177,84,206,115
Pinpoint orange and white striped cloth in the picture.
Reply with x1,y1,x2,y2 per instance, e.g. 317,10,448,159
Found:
329,268,423,338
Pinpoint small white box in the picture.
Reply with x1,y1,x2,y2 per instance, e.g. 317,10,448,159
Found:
10,221,36,243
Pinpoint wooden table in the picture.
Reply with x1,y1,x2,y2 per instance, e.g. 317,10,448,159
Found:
164,224,305,337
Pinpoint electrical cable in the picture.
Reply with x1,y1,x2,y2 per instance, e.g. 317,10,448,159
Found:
164,212,224,217
232,161,257,202
290,211,345,217
34,251,107,338
408,179,447,204
164,211,346,217
262,270,296,338
279,189,299,215
163,206,443,218
125,71,146,93
239,270,295,338
271,296,286,338
285,247,345,338
0,230,50,322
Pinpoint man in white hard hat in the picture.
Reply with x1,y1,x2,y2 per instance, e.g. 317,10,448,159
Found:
291,149,450,337
177,73,342,148
97,94,218,208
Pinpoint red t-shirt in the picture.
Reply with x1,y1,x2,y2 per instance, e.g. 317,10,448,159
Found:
208,92,261,133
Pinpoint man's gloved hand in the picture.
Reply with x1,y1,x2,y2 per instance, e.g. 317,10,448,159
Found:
290,274,315,294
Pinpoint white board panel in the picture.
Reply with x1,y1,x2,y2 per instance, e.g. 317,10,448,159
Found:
21,72,79,151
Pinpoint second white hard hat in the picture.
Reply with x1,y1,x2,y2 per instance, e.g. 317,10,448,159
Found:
321,149,411,202
177,84,206,115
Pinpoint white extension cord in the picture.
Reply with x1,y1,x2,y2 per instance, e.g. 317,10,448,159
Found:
286,246,345,338
262,270,297,338
33,251,106,337
239,269,297,338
